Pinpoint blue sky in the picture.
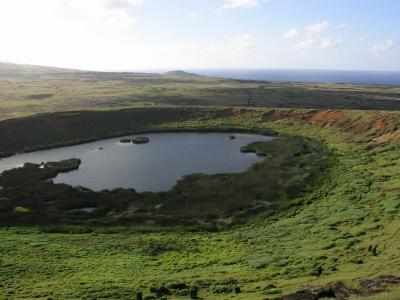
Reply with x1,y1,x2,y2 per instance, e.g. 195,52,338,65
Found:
0,0,399,71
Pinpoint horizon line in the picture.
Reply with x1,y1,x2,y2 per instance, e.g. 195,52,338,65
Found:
2,61,400,74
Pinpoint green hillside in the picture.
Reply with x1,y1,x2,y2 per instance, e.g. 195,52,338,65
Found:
0,106,400,299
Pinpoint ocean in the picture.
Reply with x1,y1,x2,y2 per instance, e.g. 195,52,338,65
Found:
189,69,400,86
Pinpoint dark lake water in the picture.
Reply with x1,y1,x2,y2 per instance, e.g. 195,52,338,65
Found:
0,133,273,192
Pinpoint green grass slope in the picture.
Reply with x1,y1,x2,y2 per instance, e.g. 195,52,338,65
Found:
0,107,399,299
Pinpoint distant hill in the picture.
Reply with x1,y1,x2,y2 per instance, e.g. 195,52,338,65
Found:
0,63,204,80
163,70,201,77
0,62,80,77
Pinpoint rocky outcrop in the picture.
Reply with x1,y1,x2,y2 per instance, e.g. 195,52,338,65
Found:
132,137,149,144
149,286,171,297
272,286,333,300
327,282,359,300
359,275,400,295
120,138,132,143
272,276,400,300
120,137,150,144
44,158,81,172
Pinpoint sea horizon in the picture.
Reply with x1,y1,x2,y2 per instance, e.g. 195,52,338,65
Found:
119,68,400,86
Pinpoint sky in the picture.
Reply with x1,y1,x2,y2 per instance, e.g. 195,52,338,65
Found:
0,0,399,71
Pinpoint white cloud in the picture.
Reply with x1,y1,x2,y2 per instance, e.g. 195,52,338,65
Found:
68,0,144,28
336,23,350,31
305,21,329,36
0,0,397,71
319,38,343,49
294,37,343,50
189,11,199,17
157,37,260,69
162,34,256,55
223,0,268,9
106,0,144,10
284,28,299,39
295,39,315,49
229,34,256,51
371,40,396,56
0,0,146,69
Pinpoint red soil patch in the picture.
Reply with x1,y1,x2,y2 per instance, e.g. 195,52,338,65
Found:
372,129,400,144
263,109,400,145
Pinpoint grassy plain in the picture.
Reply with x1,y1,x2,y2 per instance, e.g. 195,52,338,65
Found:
0,107,400,299
1,62,400,121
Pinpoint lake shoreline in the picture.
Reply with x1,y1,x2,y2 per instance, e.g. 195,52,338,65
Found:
0,132,274,192
0,127,278,159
